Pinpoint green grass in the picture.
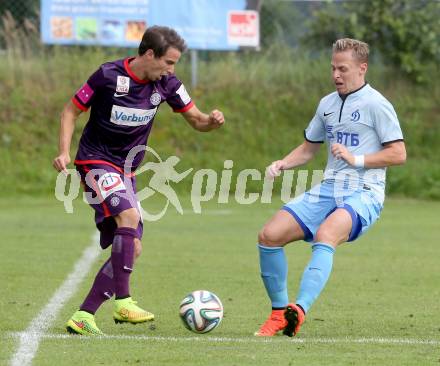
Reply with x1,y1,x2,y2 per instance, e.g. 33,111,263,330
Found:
1,196,439,365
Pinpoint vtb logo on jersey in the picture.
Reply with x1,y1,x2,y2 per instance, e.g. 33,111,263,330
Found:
336,132,360,146
326,124,359,146
326,125,334,139
116,76,130,93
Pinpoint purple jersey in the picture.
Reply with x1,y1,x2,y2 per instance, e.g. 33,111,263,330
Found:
73,57,193,172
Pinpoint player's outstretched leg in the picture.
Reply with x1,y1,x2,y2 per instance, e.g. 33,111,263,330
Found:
66,310,104,336
66,258,114,335
80,258,115,314
113,297,155,324
255,245,289,336
283,243,335,336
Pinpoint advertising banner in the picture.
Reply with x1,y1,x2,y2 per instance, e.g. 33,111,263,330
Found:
41,0,260,50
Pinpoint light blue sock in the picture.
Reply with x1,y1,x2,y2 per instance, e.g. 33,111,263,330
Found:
296,243,335,313
258,244,288,308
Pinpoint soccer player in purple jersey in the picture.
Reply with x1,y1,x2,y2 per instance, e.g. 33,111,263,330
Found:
53,26,225,336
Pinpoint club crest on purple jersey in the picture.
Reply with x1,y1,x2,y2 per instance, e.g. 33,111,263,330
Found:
150,92,161,106
110,196,121,207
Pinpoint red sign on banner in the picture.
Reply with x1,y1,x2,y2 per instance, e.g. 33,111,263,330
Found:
227,10,259,47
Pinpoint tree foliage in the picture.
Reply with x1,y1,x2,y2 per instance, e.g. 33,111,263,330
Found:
260,0,301,47
0,0,38,23
303,0,440,82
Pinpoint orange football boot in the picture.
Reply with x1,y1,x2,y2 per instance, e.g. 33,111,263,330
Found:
254,309,288,336
283,303,305,337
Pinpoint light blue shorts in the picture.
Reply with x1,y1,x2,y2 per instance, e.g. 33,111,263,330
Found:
283,180,383,242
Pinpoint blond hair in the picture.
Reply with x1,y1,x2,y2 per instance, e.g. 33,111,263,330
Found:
333,38,369,63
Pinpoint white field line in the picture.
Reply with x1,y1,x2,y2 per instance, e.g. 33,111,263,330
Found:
180,209,233,215
6,332,439,346
10,232,101,366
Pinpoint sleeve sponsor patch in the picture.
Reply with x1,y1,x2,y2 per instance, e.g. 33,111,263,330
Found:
176,84,191,105
76,83,94,104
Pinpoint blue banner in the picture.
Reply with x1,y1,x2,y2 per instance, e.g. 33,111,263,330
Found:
40,0,260,50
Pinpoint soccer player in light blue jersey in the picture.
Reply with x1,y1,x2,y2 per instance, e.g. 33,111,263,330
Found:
255,38,406,337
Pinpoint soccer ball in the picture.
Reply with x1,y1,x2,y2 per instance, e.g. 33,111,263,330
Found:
179,290,223,334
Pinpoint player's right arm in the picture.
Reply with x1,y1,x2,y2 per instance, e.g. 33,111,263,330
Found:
52,101,83,173
53,67,103,173
267,141,321,179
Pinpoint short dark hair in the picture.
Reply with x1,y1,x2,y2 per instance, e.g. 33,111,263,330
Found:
138,26,186,57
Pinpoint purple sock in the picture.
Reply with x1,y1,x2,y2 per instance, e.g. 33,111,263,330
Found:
111,227,136,299
80,258,115,314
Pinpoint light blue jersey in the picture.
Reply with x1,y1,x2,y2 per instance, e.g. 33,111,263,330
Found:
258,82,401,319
305,83,403,204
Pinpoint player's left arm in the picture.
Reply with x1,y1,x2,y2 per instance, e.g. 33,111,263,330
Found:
332,140,406,168
181,104,225,132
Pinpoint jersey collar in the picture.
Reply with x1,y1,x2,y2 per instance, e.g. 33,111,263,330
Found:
124,57,149,84
338,82,368,101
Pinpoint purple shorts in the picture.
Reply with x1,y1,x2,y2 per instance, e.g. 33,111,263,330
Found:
76,162,143,248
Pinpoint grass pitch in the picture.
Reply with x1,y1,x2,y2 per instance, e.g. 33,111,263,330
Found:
1,196,439,365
